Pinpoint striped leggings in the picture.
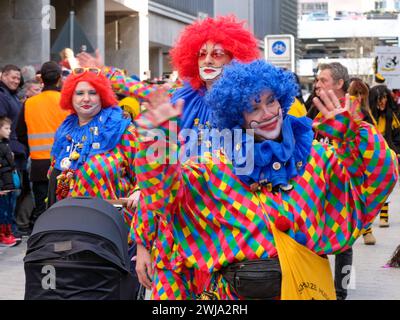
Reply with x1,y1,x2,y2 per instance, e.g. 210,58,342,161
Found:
363,202,389,235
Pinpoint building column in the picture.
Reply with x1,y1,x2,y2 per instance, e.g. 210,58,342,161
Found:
150,47,164,79
105,7,149,79
76,0,105,56
138,10,150,80
0,0,51,68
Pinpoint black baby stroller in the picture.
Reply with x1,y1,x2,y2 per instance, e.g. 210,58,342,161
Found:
24,197,140,300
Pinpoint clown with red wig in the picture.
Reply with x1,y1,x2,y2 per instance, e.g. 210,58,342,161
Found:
122,16,260,291
97,16,260,124
76,16,260,288
48,70,140,250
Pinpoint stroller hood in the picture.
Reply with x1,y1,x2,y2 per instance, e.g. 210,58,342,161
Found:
27,197,130,270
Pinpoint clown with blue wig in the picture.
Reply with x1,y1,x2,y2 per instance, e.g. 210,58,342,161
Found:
133,60,398,300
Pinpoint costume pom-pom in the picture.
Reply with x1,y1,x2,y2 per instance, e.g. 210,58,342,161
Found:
295,232,308,245
275,216,291,232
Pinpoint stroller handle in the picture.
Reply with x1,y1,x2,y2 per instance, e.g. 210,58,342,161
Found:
106,198,129,207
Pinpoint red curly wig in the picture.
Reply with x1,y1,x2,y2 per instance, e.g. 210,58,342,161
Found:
60,72,118,112
170,15,260,90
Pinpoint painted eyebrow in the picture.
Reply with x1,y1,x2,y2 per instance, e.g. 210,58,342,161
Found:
266,95,275,103
75,89,97,93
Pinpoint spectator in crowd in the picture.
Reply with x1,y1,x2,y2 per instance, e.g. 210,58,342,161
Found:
0,65,27,168
305,79,318,115
369,85,400,228
348,78,378,245
0,117,16,191
308,62,354,300
14,76,43,234
289,72,307,117
370,85,400,156
17,61,69,230
0,64,27,241
59,48,78,71
0,116,19,247
20,65,37,82
348,78,376,126
19,79,42,103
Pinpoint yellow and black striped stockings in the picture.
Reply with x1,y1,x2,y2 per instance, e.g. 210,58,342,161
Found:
363,202,389,236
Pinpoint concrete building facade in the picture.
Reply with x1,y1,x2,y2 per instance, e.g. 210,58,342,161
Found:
0,0,298,80
298,0,400,88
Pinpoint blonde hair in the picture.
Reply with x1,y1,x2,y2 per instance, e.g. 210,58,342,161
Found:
59,48,75,60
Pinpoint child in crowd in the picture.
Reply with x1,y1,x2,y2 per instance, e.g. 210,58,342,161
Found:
0,116,19,246
0,117,15,191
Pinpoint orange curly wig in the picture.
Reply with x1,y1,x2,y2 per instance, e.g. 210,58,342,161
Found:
170,15,260,90
60,72,118,112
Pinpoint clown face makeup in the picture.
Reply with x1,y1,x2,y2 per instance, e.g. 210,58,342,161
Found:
243,92,283,141
198,42,232,87
199,66,223,81
72,81,102,126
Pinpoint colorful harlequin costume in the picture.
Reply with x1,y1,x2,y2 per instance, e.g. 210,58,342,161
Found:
103,16,260,250
48,72,139,235
134,60,399,299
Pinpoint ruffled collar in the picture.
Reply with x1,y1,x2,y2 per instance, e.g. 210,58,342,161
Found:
234,115,314,188
171,83,210,130
51,107,131,171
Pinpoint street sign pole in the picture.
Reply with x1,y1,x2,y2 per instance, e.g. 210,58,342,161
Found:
375,46,400,89
264,34,295,72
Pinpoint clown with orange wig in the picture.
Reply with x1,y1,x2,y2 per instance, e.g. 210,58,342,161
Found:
48,70,140,249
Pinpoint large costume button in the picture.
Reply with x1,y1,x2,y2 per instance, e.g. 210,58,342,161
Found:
92,142,100,149
296,161,303,169
60,157,71,170
272,162,281,171
70,151,80,160
275,216,291,232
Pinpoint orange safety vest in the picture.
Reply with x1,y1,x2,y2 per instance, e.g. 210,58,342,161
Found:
25,91,69,160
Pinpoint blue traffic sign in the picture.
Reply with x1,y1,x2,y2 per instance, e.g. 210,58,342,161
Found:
272,41,287,55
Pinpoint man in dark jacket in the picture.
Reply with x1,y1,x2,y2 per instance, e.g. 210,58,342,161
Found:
17,61,67,228
0,65,26,243
0,65,26,168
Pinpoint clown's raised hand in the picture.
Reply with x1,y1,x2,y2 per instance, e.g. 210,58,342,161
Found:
312,90,351,122
140,88,184,127
76,48,104,69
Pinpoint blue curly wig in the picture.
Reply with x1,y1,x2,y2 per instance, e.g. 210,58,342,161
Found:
206,59,298,129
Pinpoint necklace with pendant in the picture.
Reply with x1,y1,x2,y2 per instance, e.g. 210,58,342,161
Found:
60,125,101,171
60,135,85,170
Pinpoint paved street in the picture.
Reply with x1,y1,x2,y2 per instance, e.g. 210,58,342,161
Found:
1,184,399,300
346,182,400,300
